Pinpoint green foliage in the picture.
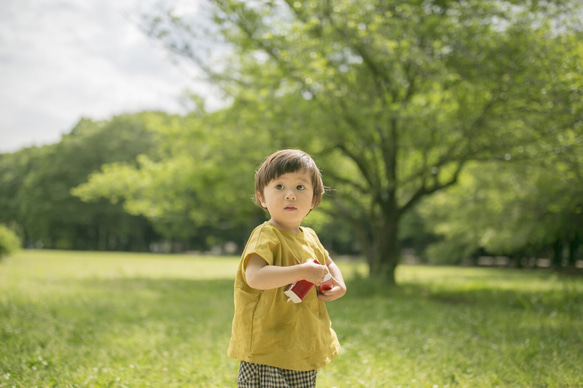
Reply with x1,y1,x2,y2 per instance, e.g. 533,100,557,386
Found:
420,149,583,264
72,107,274,246
1,251,582,386
141,0,583,281
0,224,20,259
0,113,167,251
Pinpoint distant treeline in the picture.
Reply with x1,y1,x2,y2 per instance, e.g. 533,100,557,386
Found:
0,112,355,255
1,115,163,252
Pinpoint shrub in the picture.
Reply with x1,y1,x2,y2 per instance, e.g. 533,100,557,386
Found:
0,224,21,259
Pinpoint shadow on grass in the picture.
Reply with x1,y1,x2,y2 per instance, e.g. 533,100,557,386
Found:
344,269,583,312
333,271,583,360
328,274,583,384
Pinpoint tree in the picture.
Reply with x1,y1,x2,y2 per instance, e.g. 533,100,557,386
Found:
140,0,583,284
72,104,280,251
0,113,166,251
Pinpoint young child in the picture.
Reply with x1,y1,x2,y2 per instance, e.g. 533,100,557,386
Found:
228,149,347,387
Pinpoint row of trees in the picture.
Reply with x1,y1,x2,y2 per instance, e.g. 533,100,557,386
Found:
0,114,165,252
1,0,582,283
0,111,336,254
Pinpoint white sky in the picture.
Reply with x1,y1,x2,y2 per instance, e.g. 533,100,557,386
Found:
0,0,214,153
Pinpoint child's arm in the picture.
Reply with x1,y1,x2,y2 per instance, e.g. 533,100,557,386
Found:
318,256,347,302
245,253,328,290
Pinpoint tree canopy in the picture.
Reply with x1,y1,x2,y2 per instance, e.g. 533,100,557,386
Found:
136,0,583,283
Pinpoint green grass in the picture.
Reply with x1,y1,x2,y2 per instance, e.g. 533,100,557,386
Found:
1,251,582,387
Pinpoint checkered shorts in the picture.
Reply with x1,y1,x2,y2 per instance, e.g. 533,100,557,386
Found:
238,361,317,388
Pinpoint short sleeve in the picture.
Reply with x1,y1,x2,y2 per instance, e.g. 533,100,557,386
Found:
241,224,281,270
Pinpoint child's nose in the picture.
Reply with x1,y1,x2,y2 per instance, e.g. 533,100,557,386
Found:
285,189,296,199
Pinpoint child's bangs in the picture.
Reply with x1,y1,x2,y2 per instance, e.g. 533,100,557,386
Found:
268,155,313,181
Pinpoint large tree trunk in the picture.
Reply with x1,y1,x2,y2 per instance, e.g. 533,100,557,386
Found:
369,213,400,286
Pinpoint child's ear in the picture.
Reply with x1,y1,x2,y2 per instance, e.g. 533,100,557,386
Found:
256,191,267,208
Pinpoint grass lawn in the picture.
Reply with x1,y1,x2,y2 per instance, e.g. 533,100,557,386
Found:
1,250,582,387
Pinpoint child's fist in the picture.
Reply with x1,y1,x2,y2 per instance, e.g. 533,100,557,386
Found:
301,259,328,285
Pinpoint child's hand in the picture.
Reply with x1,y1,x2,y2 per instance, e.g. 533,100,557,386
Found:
301,259,328,285
317,275,347,302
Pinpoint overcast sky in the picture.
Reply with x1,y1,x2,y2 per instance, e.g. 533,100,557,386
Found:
0,0,212,153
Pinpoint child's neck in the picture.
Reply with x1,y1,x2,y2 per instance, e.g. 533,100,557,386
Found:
268,219,302,234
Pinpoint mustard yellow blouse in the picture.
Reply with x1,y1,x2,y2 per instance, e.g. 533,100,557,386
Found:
227,222,340,371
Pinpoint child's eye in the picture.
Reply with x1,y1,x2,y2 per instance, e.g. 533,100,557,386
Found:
297,185,305,190
275,184,284,190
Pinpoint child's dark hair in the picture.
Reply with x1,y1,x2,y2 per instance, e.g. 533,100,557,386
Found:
254,149,325,210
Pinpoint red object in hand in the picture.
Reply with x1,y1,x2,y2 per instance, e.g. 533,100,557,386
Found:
284,259,332,303
284,279,314,303
318,276,333,293
317,270,333,293
313,259,333,293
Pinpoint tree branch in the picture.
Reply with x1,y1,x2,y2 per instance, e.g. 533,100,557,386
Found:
325,170,368,194
399,160,465,217
335,143,375,190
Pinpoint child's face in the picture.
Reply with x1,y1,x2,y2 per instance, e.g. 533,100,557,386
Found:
257,169,315,233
